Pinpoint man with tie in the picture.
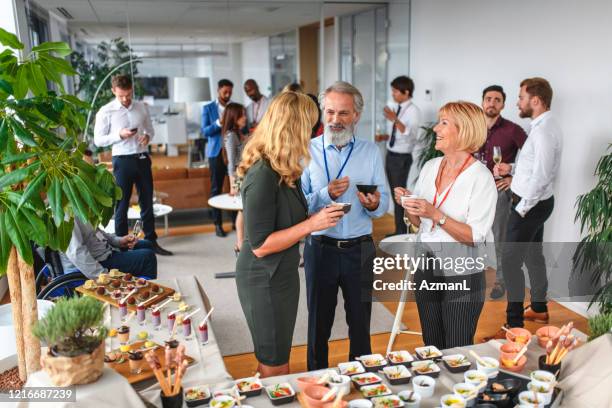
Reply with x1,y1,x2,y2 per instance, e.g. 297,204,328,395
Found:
302,81,390,369
376,76,422,235
94,75,172,256
202,79,234,237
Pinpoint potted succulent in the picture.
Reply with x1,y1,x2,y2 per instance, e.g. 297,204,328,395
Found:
32,296,108,386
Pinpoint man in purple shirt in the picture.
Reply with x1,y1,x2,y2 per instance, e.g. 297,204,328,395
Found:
478,85,527,299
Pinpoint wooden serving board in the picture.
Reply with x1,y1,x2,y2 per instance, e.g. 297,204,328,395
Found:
76,280,175,312
106,340,195,384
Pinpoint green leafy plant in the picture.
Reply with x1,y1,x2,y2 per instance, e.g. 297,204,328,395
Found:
417,125,443,168
70,38,141,144
0,27,120,380
573,145,612,314
0,27,121,271
32,296,108,356
587,311,612,341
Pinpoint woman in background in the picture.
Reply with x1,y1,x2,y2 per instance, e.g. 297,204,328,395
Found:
236,92,345,377
222,103,248,253
395,101,497,348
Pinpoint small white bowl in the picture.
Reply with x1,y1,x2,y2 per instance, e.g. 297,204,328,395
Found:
475,357,499,378
527,381,553,404
452,383,477,407
463,370,488,390
398,391,421,408
518,390,546,407
349,399,373,408
328,374,351,396
440,393,466,408
412,375,435,398
210,395,236,408
529,370,556,388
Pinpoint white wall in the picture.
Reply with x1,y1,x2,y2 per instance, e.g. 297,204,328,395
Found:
410,0,612,242
387,1,411,94
241,36,272,103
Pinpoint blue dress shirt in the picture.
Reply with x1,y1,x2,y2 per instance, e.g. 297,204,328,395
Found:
201,100,222,158
301,135,389,239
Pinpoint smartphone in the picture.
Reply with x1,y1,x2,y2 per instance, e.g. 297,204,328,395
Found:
130,127,138,132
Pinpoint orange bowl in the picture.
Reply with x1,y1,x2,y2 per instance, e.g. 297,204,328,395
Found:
323,401,348,408
296,376,322,392
535,326,560,348
500,355,527,372
302,385,331,408
499,342,522,361
505,327,532,346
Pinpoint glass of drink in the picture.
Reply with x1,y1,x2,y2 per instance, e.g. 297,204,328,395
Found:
119,301,127,319
197,322,209,345
182,317,192,340
151,309,161,330
137,304,146,326
132,219,143,239
493,146,502,179
167,313,176,334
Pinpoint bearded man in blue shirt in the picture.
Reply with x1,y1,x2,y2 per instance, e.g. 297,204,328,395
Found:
302,81,390,370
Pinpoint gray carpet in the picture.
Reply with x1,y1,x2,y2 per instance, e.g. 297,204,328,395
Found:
156,232,397,356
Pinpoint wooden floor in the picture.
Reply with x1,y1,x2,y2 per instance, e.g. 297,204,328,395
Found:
219,215,589,379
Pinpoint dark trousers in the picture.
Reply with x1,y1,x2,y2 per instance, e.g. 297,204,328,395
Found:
112,154,157,241
385,152,413,234
503,195,554,327
414,268,485,349
304,236,375,370
208,153,228,226
100,240,157,279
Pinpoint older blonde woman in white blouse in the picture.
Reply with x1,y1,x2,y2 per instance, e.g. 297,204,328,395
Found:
394,101,497,348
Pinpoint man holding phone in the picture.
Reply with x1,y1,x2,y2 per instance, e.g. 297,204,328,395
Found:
94,74,173,256
301,82,389,369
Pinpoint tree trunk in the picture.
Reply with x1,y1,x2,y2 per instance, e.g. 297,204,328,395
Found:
6,247,26,381
18,254,41,376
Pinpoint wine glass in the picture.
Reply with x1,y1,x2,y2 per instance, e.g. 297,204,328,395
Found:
492,146,502,179
132,219,143,239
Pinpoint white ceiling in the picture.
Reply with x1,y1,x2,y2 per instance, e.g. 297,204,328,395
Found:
34,0,388,45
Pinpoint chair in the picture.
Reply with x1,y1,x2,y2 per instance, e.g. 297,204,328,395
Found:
35,247,87,300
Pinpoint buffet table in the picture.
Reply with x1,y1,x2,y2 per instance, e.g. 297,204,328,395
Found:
19,276,231,408
204,335,589,408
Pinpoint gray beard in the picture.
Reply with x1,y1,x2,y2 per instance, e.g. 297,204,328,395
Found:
325,124,354,147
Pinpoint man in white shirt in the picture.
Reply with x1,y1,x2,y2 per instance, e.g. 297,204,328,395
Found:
376,76,422,235
94,75,172,256
490,77,562,333
243,79,269,131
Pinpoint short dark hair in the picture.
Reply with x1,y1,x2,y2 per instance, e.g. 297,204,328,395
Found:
520,77,553,109
111,74,132,90
482,85,506,102
218,79,234,89
390,76,414,97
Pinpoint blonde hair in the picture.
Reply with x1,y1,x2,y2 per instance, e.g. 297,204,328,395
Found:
237,92,318,187
439,101,487,153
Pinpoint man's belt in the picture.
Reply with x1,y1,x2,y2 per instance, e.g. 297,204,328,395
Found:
312,234,372,249
114,152,149,159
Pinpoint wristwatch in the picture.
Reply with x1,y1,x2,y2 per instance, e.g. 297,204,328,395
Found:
437,215,447,227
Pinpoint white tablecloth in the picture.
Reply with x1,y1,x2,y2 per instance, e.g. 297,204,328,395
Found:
208,194,243,211
18,276,231,408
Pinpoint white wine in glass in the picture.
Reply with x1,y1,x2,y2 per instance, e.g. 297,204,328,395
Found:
493,146,502,165
132,219,143,239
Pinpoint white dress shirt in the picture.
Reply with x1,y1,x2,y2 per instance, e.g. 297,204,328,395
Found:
387,99,422,154
414,157,497,244
246,95,270,127
93,99,154,156
511,111,563,217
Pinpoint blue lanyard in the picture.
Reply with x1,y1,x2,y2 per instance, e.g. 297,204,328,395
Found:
322,135,355,183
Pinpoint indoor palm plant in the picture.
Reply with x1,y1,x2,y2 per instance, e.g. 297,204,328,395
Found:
0,28,120,381
32,296,107,385
573,144,612,313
